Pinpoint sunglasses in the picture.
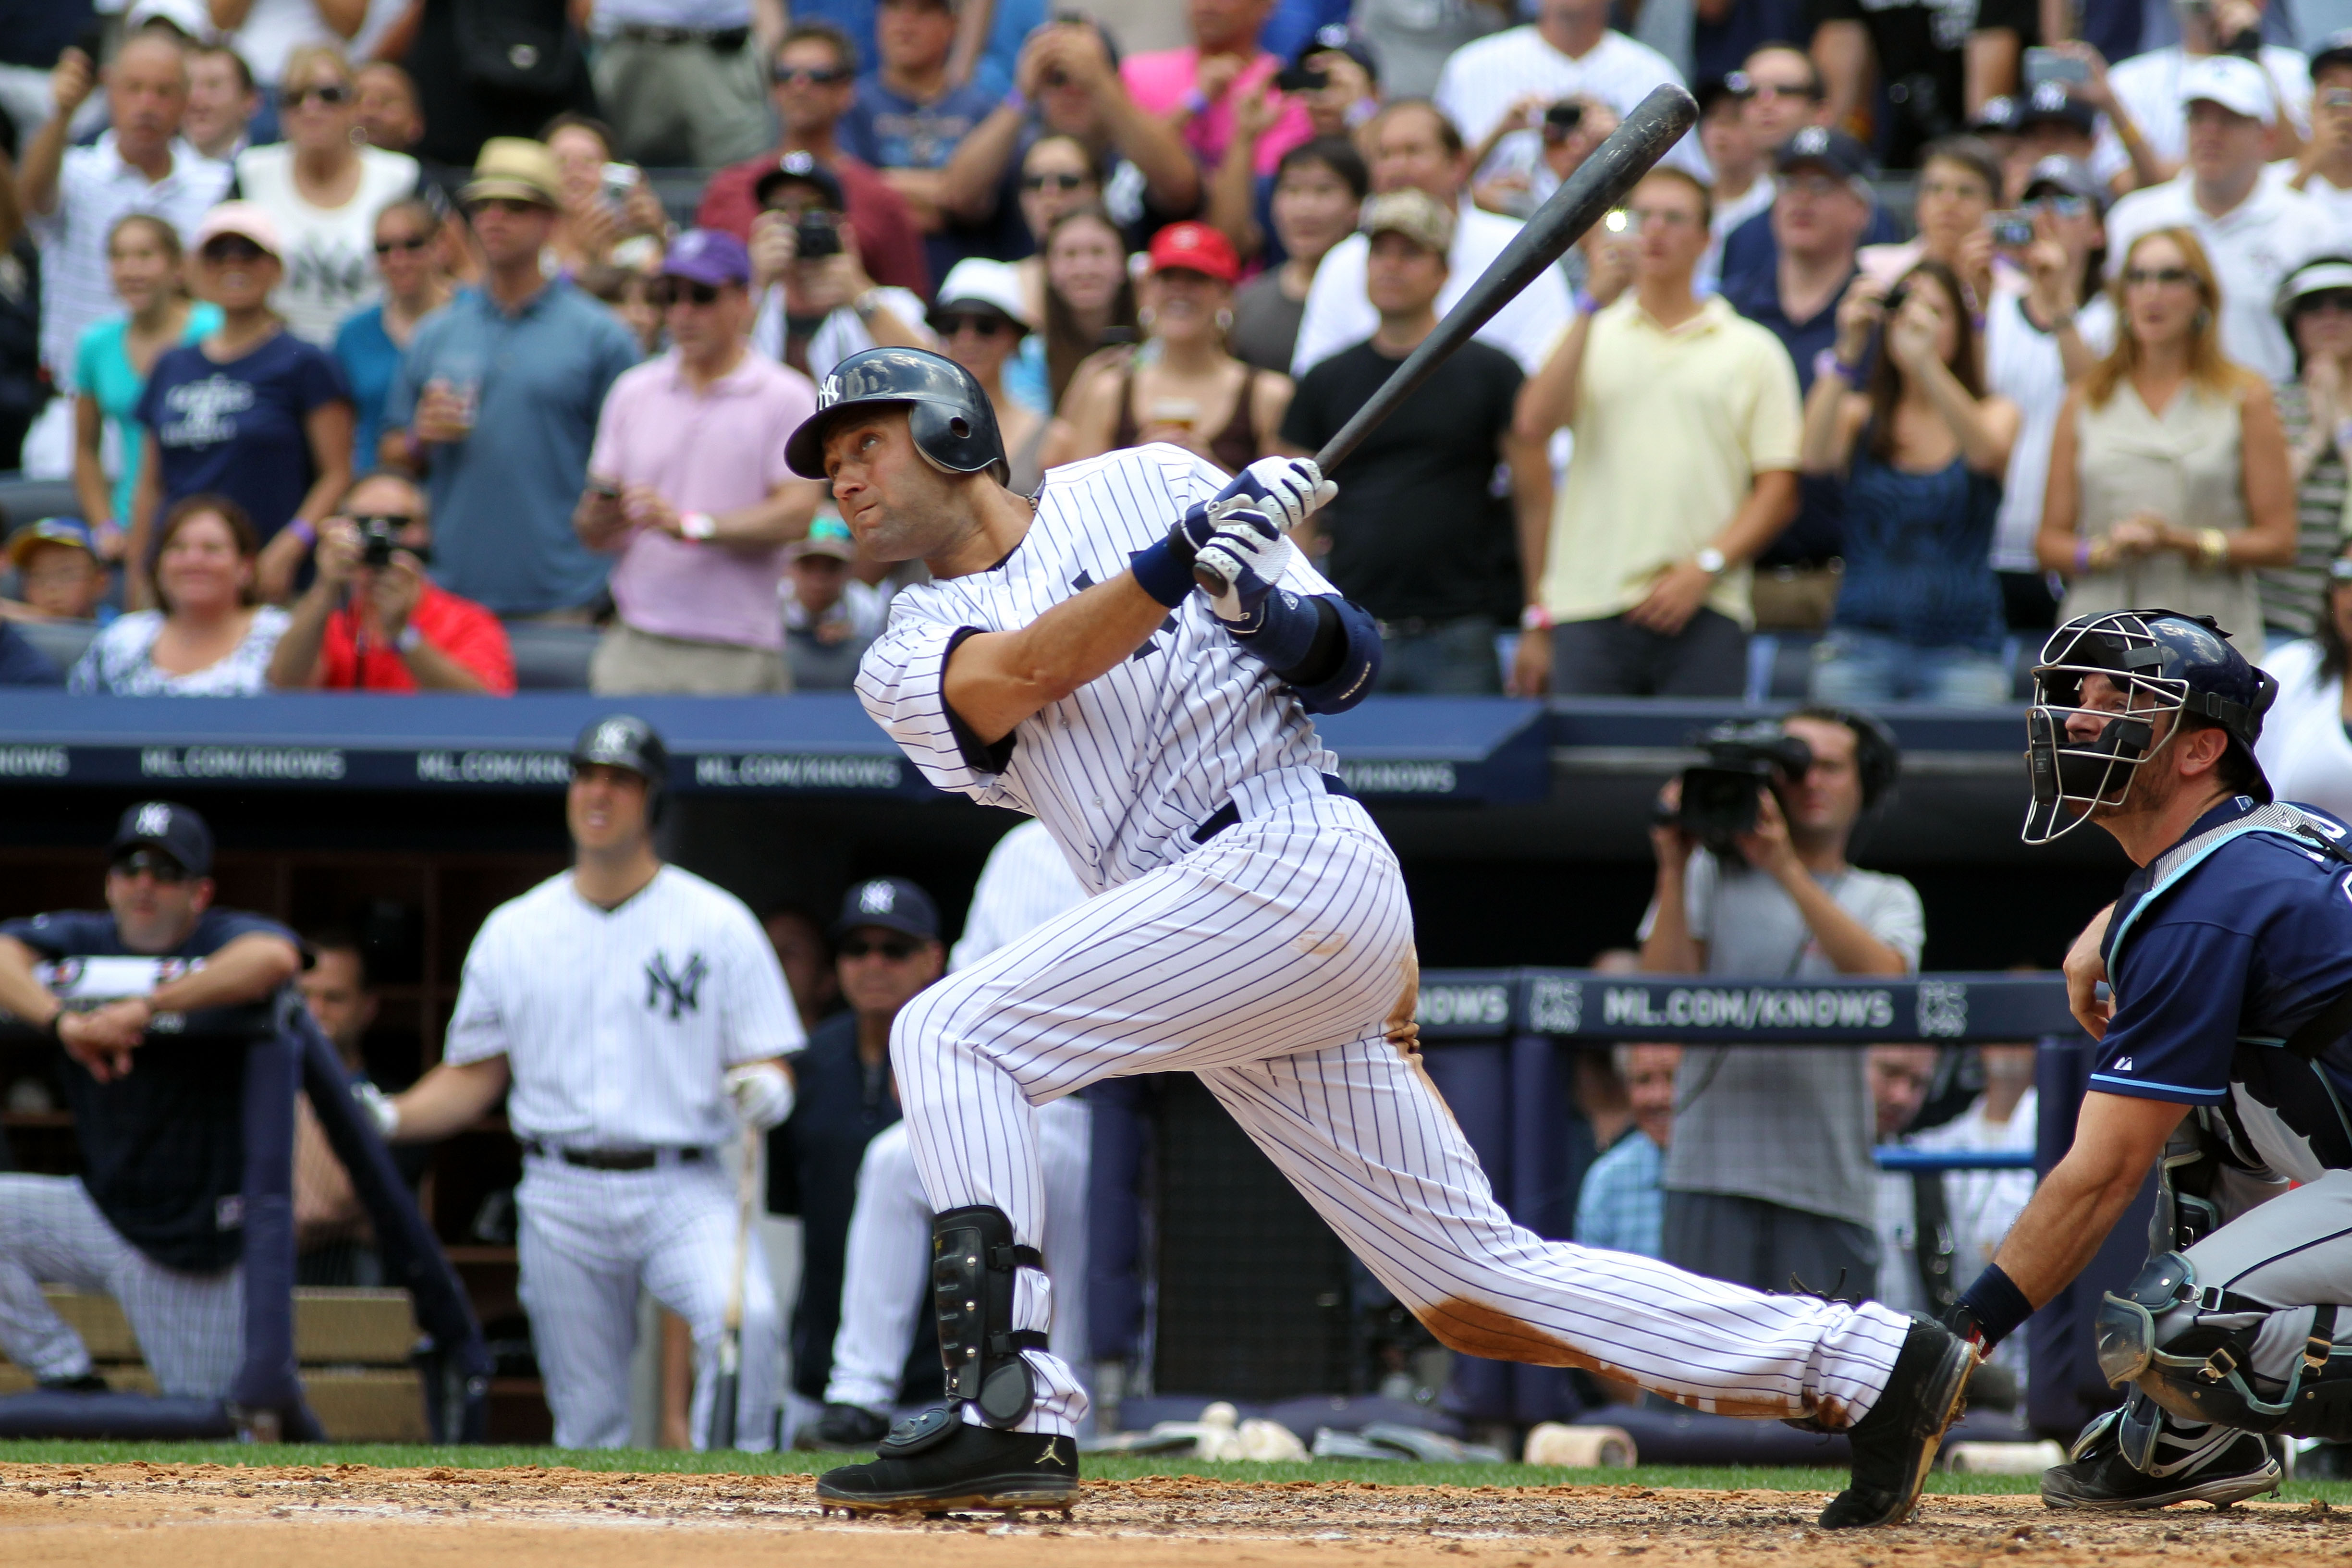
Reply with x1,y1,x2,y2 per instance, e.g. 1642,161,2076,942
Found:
2297,290,2352,313
838,935,919,960
649,277,727,307
282,82,350,108
2029,193,2094,218
2327,88,2352,109
2123,265,2196,288
466,197,549,217
773,64,848,85
1023,171,1092,192
374,233,432,256
110,851,190,884
934,312,1011,337
201,235,267,262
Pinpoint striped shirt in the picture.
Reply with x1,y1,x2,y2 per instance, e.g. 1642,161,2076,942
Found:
949,818,1089,971
444,865,805,1148
2258,380,2350,638
856,443,1342,895
30,134,233,391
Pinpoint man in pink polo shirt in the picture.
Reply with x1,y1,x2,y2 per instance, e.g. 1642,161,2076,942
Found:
1122,0,1314,178
576,229,830,694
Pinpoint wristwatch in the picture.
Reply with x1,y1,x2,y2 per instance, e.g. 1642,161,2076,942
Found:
679,511,717,541
397,625,423,654
1694,547,1727,576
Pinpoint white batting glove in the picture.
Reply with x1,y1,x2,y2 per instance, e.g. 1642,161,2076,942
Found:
1195,507,1295,626
723,1061,796,1130
353,1080,401,1140
1228,456,1336,535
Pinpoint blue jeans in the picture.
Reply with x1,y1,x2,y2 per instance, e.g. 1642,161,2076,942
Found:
1375,615,1503,694
1808,628,2012,707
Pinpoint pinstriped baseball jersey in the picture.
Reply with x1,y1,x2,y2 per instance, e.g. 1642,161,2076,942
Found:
856,443,1342,895
949,820,1090,972
444,866,804,1148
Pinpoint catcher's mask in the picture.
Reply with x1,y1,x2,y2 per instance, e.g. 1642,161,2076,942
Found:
2022,609,2277,845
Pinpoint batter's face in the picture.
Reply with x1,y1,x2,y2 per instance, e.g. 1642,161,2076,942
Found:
822,410,973,562
568,764,653,854
106,859,212,954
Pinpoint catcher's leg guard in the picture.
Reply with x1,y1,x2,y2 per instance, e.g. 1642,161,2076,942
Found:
933,1204,1048,1429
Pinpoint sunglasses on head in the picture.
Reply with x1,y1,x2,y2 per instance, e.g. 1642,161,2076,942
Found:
1023,171,1092,192
934,312,1010,337
2124,265,2196,287
201,235,267,262
649,277,728,307
282,82,351,108
838,934,919,960
110,849,190,884
773,64,848,85
374,233,432,256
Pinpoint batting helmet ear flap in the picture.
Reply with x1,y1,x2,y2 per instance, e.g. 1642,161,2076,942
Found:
906,396,1011,486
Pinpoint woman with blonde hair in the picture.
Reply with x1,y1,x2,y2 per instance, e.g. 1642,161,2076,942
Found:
2037,227,2297,652
233,42,422,344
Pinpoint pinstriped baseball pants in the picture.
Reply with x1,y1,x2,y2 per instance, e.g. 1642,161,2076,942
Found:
0,1174,243,1396
891,791,1916,1437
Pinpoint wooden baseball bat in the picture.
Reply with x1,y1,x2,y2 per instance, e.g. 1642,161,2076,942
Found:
1193,83,1699,596
708,1122,760,1449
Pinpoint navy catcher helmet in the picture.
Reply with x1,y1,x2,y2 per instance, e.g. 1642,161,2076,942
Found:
571,713,670,820
2022,610,2278,843
784,346,1008,485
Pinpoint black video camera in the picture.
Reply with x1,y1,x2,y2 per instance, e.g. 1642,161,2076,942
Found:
1663,721,1814,855
795,209,843,260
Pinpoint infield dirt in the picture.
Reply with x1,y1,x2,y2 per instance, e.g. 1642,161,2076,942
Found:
3,1461,2349,1568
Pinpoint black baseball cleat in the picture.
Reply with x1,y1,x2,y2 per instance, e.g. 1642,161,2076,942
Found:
1818,1317,1978,1529
794,1402,892,1452
815,1407,1078,1515
2041,1415,2281,1511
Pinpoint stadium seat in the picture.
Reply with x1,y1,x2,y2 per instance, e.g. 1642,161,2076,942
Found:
0,476,81,529
504,622,602,689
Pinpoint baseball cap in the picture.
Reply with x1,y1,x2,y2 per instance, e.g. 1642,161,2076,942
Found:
2315,27,2352,76
1295,22,1379,83
1146,220,1239,283
833,875,941,942
930,257,1034,332
661,228,752,287
127,0,208,37
2022,154,2107,212
6,516,100,570
110,801,213,877
2179,53,2273,123
1358,188,1455,255
193,200,283,259
755,149,847,210
1969,94,2022,135
461,138,563,207
1775,124,1875,183
791,514,858,560
2276,256,2352,320
2019,80,2096,134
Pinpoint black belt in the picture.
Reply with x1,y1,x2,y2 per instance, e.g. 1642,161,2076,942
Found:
1193,773,1350,844
617,23,750,48
520,1140,711,1171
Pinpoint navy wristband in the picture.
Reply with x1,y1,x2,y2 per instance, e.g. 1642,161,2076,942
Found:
1128,537,1195,608
1952,1262,2033,1351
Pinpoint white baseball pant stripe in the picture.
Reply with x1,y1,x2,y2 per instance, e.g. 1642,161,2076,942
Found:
516,1157,781,1450
0,1174,243,1396
892,795,1914,1436
825,1097,1092,1414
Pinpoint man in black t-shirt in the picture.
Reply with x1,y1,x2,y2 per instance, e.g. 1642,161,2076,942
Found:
1809,0,2039,169
0,802,301,1397
1276,188,1545,694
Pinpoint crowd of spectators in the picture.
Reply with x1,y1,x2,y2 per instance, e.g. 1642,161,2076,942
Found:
0,0,2347,710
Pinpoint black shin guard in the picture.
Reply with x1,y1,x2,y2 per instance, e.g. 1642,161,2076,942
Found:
932,1205,1049,1429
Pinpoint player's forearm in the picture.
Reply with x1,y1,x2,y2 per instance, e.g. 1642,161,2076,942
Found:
388,1056,512,1142
0,936,62,1026
148,935,303,1013
1991,1096,2187,1303
944,572,1174,743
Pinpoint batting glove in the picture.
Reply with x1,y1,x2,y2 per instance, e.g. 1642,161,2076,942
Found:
1169,457,1337,556
1194,506,1295,627
723,1061,796,1130
353,1080,401,1140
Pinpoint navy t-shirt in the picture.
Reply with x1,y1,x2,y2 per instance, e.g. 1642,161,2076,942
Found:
1,906,298,1272
841,75,1009,289
136,331,350,544
2095,797,2352,1183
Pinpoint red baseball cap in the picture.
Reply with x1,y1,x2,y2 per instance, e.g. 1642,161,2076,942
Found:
1146,221,1239,284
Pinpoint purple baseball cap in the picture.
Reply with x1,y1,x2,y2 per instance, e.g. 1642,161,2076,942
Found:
660,228,752,288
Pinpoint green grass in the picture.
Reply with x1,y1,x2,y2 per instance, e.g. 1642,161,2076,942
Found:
0,1439,2348,1502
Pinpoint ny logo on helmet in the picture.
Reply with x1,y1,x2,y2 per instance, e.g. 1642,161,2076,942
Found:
135,803,173,839
858,881,896,915
592,720,635,756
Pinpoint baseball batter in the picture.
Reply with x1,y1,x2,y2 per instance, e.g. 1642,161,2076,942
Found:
789,346,1974,1528
809,821,1094,1444
368,717,805,1449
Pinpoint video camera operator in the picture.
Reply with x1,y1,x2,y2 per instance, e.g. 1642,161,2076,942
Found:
1640,706,1920,1301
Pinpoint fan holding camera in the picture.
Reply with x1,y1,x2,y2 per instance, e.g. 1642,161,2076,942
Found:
748,151,935,382
1639,709,1919,1302
266,471,514,694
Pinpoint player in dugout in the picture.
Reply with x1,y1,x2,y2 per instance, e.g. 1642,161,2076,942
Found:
0,802,303,1399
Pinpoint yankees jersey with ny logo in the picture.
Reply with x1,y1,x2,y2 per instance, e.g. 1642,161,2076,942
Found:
444,865,805,1148
857,443,1341,895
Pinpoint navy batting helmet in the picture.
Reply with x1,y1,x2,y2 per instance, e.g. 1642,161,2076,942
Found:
784,346,1007,484
2023,610,2278,843
571,713,670,820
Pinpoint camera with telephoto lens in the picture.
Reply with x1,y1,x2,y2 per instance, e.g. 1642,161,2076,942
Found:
1662,722,1815,855
795,209,843,260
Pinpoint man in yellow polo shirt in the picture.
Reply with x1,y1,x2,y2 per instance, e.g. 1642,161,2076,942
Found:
1511,166,1802,697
